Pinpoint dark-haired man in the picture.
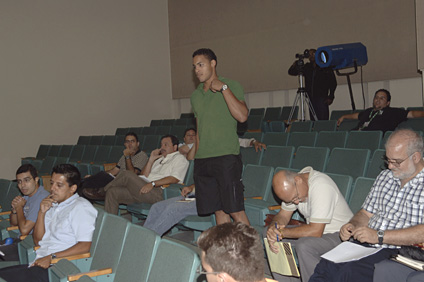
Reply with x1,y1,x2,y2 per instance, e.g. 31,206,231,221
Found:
0,164,49,261
191,48,250,225
337,89,424,132
178,128,197,158
104,135,189,214
82,132,148,200
0,164,97,282
198,222,277,282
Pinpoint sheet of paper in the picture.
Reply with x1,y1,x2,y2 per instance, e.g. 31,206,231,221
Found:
264,239,300,277
321,241,382,263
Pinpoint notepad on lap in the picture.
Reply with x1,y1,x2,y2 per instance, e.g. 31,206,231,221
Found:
264,239,300,277
321,241,382,263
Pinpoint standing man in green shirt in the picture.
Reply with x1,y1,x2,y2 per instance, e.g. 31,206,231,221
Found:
190,48,250,225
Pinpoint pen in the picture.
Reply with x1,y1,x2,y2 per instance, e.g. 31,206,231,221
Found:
275,222,279,242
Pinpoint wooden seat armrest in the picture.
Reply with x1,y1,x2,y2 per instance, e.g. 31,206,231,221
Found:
67,268,113,281
20,235,28,240
51,252,91,264
103,163,117,171
6,226,18,231
0,211,11,216
244,197,263,200
34,246,40,251
162,184,170,188
268,205,281,211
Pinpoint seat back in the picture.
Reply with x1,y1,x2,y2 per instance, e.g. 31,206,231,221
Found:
330,110,357,120
150,119,162,126
397,118,424,131
0,180,12,211
263,107,281,121
92,145,112,164
155,125,171,136
58,145,73,158
246,115,263,131
47,145,62,157
115,128,130,135
338,120,359,131
262,132,289,146
68,145,85,163
142,127,156,135
292,146,330,171
348,177,375,213
380,131,393,149
89,135,104,145
287,132,317,150
89,214,130,271
240,147,263,165
260,145,294,168
345,131,382,152
366,149,386,178
313,120,337,132
147,239,200,282
316,131,348,151
281,106,298,120
39,156,57,175
289,121,313,132
242,132,263,142
180,113,195,119
269,121,286,132
242,164,274,199
77,136,91,145
170,125,187,140
142,135,161,153
33,144,51,160
250,108,266,117
108,146,124,163
161,119,176,126
114,225,160,282
80,145,98,163
325,148,370,179
326,173,353,200
101,135,117,146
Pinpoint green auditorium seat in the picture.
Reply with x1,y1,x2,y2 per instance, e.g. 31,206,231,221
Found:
287,132,317,150
240,147,263,165
58,145,73,158
161,119,176,126
345,131,382,152
325,148,371,179
313,120,337,132
263,107,281,121
337,119,359,131
170,125,187,140
289,121,313,132
141,126,156,135
180,113,195,119
115,127,130,135
101,135,117,146
246,115,263,131
326,173,353,201
150,119,162,126
291,146,330,172
260,145,294,168
142,135,161,153
380,131,393,149
315,131,348,151
47,145,62,157
249,108,266,117
89,135,104,145
77,136,91,145
68,145,85,163
262,132,289,146
269,121,286,132
154,125,171,135
38,156,58,175
280,106,298,121
242,132,264,142
366,149,386,178
348,177,375,213
330,109,357,121
397,118,424,132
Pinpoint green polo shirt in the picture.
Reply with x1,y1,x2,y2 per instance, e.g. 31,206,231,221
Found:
191,77,245,159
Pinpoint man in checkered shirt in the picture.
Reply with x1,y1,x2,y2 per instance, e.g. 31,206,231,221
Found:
310,128,424,282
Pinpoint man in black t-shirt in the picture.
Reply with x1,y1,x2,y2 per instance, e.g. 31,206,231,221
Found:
337,89,424,133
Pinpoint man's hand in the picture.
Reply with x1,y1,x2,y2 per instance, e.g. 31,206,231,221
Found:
352,226,378,244
140,183,154,194
210,79,225,93
266,223,284,254
149,149,162,161
325,98,334,105
39,196,55,214
11,196,26,210
32,255,52,269
252,141,267,152
340,222,355,241
337,116,345,126
181,185,194,197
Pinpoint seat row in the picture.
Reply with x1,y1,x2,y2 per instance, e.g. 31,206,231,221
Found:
115,124,192,140
243,130,388,152
0,208,201,282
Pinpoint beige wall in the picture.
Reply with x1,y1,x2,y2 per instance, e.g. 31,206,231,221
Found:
0,0,172,179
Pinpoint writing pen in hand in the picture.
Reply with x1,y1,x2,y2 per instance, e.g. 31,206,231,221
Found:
275,222,279,242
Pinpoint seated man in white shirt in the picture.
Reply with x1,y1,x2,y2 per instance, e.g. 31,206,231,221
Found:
104,134,189,215
0,164,98,282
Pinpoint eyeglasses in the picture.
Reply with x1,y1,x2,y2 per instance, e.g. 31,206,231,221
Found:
124,139,137,144
17,177,33,186
382,152,415,167
196,266,221,275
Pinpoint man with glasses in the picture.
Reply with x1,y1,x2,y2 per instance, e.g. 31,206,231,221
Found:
0,164,49,261
337,89,424,133
82,132,148,200
198,222,277,282
310,129,424,282
266,167,353,282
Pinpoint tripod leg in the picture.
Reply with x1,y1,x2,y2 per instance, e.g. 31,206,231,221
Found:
287,92,301,125
304,93,319,121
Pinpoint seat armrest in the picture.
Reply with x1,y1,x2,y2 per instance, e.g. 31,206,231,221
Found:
6,226,18,231
268,205,281,211
67,268,113,281
20,235,28,240
51,252,91,264
0,211,11,216
103,163,116,171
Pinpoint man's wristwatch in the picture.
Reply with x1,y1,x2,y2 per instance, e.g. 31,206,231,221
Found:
221,84,228,92
51,253,57,260
151,182,156,188
377,230,384,245
125,155,131,160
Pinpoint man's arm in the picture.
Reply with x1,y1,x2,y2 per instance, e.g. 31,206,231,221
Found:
187,142,196,161
106,166,120,176
32,241,92,269
141,149,161,177
407,110,424,119
33,196,55,245
280,222,326,239
210,80,248,123
140,176,179,194
337,112,360,126
266,209,293,253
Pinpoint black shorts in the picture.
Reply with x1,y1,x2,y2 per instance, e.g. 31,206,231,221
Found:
194,154,245,215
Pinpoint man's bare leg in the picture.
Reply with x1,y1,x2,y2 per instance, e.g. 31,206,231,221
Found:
215,210,231,225
230,210,250,225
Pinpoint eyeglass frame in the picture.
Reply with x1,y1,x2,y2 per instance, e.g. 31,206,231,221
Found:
382,152,416,167
17,177,34,186
196,266,221,276
291,182,302,204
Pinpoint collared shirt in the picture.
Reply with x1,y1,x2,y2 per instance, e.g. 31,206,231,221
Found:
116,149,148,173
22,186,50,235
146,151,189,184
363,168,424,248
33,194,97,263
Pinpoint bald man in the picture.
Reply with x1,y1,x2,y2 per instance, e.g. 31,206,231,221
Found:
266,167,353,282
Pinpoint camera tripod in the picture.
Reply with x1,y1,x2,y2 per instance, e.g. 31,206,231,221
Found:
287,72,318,124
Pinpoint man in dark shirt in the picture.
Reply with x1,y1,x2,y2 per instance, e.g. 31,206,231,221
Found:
289,49,337,120
337,89,424,133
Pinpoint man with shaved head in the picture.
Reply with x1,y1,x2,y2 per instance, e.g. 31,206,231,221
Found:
310,129,424,282
266,167,353,282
